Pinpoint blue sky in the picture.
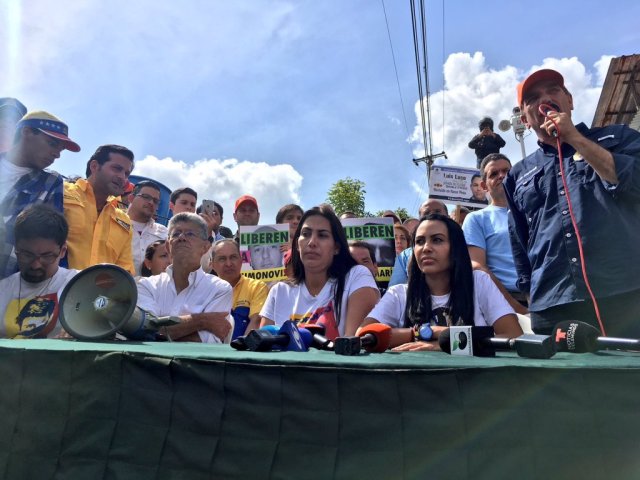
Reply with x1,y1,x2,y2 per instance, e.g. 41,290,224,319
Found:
2,0,639,224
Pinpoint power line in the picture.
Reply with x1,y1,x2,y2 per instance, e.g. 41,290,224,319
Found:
381,0,412,140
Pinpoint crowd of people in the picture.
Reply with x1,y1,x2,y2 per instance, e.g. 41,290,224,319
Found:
1,67,639,347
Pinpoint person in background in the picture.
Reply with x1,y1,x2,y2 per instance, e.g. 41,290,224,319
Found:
362,214,522,351
394,224,410,256
388,199,448,287
210,239,268,340
140,240,170,277
260,205,379,340
127,180,167,275
468,116,506,169
0,97,27,153
169,187,197,214
276,203,303,251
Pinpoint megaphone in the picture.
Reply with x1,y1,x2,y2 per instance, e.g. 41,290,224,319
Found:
59,264,179,341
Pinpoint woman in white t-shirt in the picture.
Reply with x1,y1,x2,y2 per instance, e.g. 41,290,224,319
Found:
363,214,523,351
260,205,380,340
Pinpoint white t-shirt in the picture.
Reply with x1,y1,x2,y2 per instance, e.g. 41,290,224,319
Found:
0,156,31,204
0,267,79,338
367,270,514,328
136,266,233,343
260,264,378,339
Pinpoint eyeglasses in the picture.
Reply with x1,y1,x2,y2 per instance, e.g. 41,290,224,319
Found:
16,249,61,265
169,230,202,240
135,193,161,205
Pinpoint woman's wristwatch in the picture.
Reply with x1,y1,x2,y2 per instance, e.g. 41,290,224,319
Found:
412,323,433,342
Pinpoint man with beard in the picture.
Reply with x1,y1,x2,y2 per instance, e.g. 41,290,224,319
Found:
63,145,135,273
0,204,77,338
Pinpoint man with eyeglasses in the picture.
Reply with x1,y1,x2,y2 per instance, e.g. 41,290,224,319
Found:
0,110,80,280
137,212,234,343
0,204,78,339
127,180,168,275
63,144,135,274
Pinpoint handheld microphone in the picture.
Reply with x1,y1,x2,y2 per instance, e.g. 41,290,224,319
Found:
334,323,392,356
244,321,311,352
298,323,334,351
552,321,640,353
438,327,556,359
538,103,560,137
230,324,279,351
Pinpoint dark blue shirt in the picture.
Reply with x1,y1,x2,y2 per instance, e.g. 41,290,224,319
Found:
504,123,640,312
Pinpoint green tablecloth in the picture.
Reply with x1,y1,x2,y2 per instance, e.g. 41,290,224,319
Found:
1,340,639,479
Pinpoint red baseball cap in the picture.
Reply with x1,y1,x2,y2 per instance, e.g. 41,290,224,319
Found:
517,69,565,107
234,194,258,211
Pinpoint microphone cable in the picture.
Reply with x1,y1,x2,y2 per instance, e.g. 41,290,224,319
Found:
538,104,606,335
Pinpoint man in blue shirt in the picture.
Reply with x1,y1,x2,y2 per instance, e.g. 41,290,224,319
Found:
463,153,527,315
504,69,640,337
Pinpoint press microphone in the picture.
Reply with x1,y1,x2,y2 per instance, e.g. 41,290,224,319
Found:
230,324,279,351
298,323,334,351
438,326,556,359
538,103,560,137
552,321,640,353
334,323,392,356
244,321,312,352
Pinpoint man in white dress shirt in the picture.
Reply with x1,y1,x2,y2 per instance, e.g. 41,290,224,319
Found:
136,212,233,343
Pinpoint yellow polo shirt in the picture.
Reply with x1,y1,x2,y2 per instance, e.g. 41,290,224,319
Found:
63,179,134,274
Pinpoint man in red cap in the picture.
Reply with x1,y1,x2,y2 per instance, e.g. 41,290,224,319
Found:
233,194,260,242
0,110,80,279
504,68,640,337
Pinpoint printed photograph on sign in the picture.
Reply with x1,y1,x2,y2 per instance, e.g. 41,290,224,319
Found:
239,223,289,283
341,216,394,282
428,165,490,209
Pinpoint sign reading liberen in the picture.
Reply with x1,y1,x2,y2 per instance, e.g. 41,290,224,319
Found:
239,223,289,282
341,217,395,281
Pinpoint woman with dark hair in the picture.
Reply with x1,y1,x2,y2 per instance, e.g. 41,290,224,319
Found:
276,203,304,251
363,214,522,351
140,240,170,277
260,205,380,339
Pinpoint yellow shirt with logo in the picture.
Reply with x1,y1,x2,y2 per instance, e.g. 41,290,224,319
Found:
63,179,134,274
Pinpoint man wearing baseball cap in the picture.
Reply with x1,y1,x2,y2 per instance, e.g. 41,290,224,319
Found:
504,68,640,337
233,194,260,242
0,110,80,279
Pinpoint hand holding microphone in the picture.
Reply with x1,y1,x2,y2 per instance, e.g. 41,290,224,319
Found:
539,103,560,138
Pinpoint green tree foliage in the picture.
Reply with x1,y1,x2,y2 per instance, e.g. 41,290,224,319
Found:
326,177,366,217
374,207,410,221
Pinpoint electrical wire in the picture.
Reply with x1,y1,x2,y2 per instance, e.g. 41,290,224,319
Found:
539,104,606,336
381,0,412,141
410,0,429,165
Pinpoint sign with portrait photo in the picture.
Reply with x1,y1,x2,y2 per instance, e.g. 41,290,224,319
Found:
341,216,395,282
428,165,490,209
239,223,289,282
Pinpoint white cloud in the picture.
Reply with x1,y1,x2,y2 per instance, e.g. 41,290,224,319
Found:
133,155,303,226
409,53,611,179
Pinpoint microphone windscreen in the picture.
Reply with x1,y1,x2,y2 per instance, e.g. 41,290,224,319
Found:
298,327,313,347
359,323,392,353
438,328,452,354
298,323,326,336
552,320,599,353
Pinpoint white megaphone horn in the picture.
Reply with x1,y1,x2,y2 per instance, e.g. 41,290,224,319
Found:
59,264,179,341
